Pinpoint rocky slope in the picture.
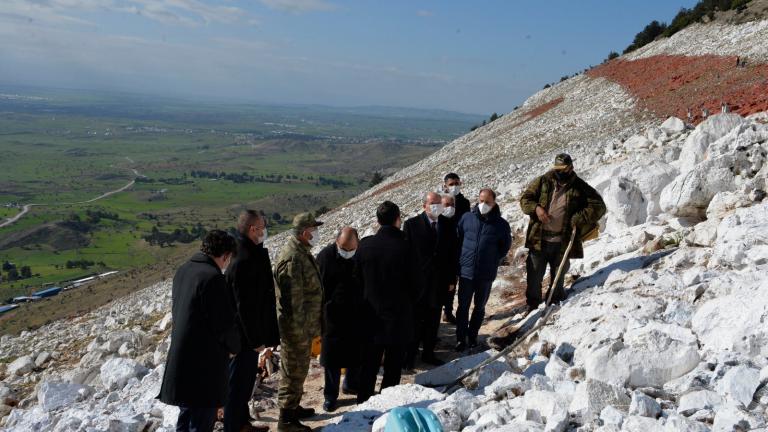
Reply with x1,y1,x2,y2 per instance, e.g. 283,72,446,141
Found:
2,16,768,432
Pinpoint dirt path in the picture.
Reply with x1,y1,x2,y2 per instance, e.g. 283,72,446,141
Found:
247,262,530,431
0,163,140,229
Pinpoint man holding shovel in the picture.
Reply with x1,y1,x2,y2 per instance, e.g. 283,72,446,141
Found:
520,153,606,310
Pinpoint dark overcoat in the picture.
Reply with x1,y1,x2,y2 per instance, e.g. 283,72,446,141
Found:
317,243,364,368
226,234,280,349
355,226,423,345
159,252,241,408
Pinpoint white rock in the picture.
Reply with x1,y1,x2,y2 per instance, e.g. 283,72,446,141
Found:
621,416,661,432
415,350,507,388
428,388,481,431
522,390,570,432
624,135,652,151
8,355,35,376
603,177,647,232
660,155,737,218
37,381,89,412
483,372,531,401
715,364,760,407
99,357,149,391
711,403,760,432
157,312,172,332
677,390,723,416
600,405,626,428
544,356,569,382
662,414,711,432
584,322,700,388
34,352,51,368
660,117,686,135
706,191,751,221
568,379,630,422
628,391,660,418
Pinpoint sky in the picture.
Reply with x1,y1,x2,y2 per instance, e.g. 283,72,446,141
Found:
0,0,699,115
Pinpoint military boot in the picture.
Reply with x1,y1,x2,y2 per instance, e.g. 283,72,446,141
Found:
277,408,311,432
294,406,315,419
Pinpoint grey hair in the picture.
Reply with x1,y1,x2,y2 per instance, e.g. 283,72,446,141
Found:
336,227,359,240
441,193,455,203
423,191,441,204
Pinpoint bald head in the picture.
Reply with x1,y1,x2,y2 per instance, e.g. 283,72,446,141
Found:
336,227,359,252
423,191,441,205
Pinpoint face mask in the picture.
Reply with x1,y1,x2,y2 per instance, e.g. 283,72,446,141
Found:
554,170,573,182
428,204,444,218
442,206,456,218
307,229,318,247
256,227,268,244
446,185,460,196
478,202,493,215
338,248,356,259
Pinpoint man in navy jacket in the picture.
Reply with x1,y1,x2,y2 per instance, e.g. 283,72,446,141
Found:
455,188,511,351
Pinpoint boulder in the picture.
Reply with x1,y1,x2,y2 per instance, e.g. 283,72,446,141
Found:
711,201,768,269
428,388,482,431
522,390,570,432
660,155,737,218
37,381,89,412
600,405,625,428
678,114,747,173
662,414,711,432
484,372,531,401
715,365,760,407
99,358,149,391
603,177,647,232
584,323,700,388
568,379,630,422
711,403,760,432
661,117,686,135
544,356,569,382
8,355,35,376
624,135,652,151
415,349,509,388
34,352,51,368
628,391,660,418
677,390,723,416
621,416,661,432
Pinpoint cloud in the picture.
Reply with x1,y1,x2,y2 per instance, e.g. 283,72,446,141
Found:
0,0,256,28
416,10,433,17
258,0,336,14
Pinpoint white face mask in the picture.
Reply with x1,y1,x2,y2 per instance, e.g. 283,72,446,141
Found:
478,202,493,215
442,206,456,218
428,204,444,218
446,185,460,196
338,248,356,259
307,229,318,247
257,227,268,244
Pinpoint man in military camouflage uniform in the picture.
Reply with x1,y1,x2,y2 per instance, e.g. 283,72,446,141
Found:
274,213,324,432
520,153,606,311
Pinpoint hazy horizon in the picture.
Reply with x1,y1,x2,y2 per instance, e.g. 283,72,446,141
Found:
1,0,698,115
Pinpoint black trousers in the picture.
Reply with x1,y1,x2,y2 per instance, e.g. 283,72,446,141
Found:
323,365,359,402
526,241,569,308
224,349,259,432
455,278,493,344
176,406,217,432
405,303,441,363
443,284,457,316
357,342,404,403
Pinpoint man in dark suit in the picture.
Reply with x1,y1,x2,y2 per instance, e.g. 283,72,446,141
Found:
403,192,458,367
159,230,241,432
355,201,422,403
442,173,470,323
224,210,280,432
316,227,363,412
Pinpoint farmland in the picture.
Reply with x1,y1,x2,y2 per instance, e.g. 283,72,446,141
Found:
0,87,481,332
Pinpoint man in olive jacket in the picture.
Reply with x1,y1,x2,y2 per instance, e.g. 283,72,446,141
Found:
159,230,240,432
520,153,606,310
224,210,279,432
274,213,324,432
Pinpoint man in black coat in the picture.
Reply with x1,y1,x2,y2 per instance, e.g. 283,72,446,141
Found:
159,230,241,432
355,201,422,403
442,173,470,322
316,227,363,412
224,210,280,432
403,192,458,368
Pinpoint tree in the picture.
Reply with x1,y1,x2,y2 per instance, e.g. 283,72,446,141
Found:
606,51,620,62
7,268,19,281
20,266,32,279
624,20,667,54
489,113,499,122
2,261,14,271
369,172,385,187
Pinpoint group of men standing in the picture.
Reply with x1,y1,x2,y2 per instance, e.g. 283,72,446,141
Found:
157,153,605,432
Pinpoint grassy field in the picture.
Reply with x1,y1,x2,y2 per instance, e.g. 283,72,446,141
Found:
0,87,482,333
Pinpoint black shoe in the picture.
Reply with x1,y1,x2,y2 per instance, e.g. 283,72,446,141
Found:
294,406,315,419
468,339,478,349
443,312,457,324
455,341,467,352
323,399,337,412
277,409,311,432
421,353,446,366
